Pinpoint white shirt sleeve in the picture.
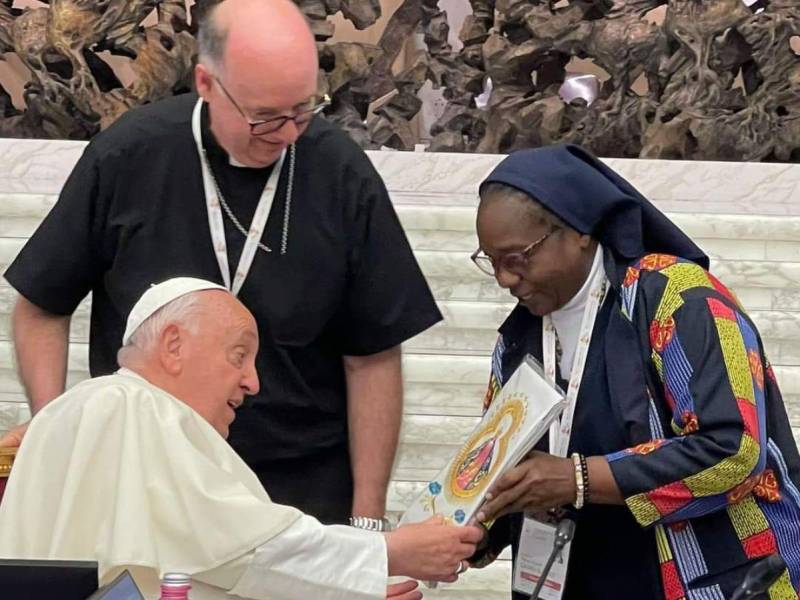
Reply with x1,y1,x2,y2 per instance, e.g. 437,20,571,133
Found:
195,514,387,600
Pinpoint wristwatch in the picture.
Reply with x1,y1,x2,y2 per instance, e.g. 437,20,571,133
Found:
349,516,391,532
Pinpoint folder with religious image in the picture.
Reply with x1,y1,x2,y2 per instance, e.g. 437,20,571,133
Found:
399,356,565,527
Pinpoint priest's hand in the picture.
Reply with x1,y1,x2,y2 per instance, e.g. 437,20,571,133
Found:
385,515,483,582
0,421,28,448
476,451,575,521
386,580,422,600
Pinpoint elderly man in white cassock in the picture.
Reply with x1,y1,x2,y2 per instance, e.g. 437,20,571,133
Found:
0,278,482,600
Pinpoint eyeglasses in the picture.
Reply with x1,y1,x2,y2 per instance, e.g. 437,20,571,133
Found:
213,75,330,136
471,229,559,276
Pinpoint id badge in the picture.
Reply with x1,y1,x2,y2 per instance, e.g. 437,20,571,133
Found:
512,516,572,600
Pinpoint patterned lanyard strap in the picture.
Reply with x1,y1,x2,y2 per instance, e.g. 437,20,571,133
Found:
543,267,609,458
191,98,291,296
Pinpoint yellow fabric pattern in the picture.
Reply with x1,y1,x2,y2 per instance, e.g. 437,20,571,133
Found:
726,495,770,540
714,316,756,403
683,434,760,496
652,351,664,381
627,492,664,527
654,263,714,323
655,525,672,563
767,571,796,599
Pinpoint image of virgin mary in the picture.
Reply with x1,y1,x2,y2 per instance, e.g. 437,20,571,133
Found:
455,433,497,492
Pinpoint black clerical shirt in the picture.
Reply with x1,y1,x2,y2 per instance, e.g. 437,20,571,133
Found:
5,93,442,471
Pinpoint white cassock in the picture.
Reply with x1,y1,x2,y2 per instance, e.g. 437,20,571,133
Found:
0,368,387,600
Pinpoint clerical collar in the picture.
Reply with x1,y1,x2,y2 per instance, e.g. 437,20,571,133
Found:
200,102,269,170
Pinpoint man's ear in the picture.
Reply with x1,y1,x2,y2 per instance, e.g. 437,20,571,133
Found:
195,63,214,102
158,324,184,375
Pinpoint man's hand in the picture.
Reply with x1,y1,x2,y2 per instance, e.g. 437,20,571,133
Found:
477,451,575,522
386,580,422,600
384,515,483,582
0,421,29,448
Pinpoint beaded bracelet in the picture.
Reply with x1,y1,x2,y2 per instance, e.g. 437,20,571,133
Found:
579,453,590,503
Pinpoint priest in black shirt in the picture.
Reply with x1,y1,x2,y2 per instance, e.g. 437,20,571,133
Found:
3,0,442,528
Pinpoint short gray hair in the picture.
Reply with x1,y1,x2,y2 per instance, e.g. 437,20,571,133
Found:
118,291,206,362
479,182,567,231
197,1,228,71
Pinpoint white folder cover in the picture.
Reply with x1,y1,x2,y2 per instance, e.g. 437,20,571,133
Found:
400,356,565,527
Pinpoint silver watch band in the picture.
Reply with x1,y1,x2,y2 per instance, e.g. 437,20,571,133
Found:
349,516,390,532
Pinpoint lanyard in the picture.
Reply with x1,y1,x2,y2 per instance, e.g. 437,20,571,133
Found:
543,266,608,457
191,98,285,296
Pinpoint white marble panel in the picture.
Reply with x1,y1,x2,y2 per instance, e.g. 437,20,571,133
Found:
403,382,486,416
0,217,40,239
399,413,480,447
711,259,800,291
774,366,799,396
405,326,497,355
668,214,800,242
0,140,796,214
406,229,478,253
398,206,800,242
766,342,800,368
396,205,477,232
696,239,767,261
369,150,800,215
773,289,800,311
0,237,25,269
767,241,800,262
403,353,490,385
0,397,29,433
0,193,59,218
736,288,780,312
0,368,22,394
0,140,85,194
393,443,462,481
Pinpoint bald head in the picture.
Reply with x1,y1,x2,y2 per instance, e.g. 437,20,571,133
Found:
198,0,318,97
195,0,320,167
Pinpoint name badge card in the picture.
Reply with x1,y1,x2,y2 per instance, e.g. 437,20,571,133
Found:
512,516,572,600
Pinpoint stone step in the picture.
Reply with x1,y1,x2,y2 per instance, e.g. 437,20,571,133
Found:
6,197,800,240
396,205,800,238
406,323,800,365
406,230,800,263
6,201,800,253
1,287,798,346
415,251,800,288
0,343,797,404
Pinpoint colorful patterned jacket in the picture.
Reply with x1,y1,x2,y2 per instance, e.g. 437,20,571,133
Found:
480,252,800,600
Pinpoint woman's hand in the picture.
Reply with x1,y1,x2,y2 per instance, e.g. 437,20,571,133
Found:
384,515,484,582
476,451,576,521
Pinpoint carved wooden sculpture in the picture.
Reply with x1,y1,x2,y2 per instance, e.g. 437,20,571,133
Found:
0,0,194,139
0,0,797,161
427,0,800,160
